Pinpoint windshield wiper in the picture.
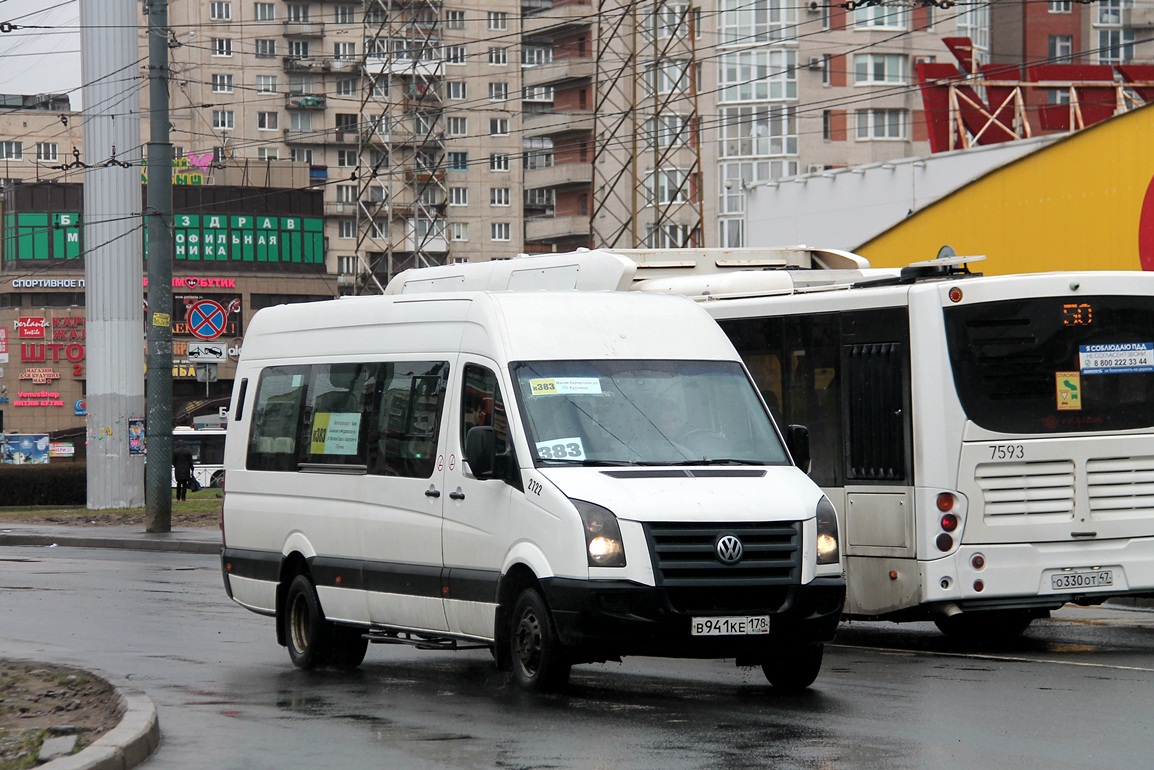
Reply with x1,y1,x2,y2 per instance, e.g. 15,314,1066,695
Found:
537,458,639,467
666,458,766,466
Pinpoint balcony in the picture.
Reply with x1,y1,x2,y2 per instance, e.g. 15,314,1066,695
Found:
283,56,330,73
333,129,361,145
525,161,592,190
283,21,325,38
325,201,360,216
387,129,445,146
523,56,594,89
365,56,443,78
525,214,590,242
285,94,327,109
523,0,594,37
405,167,446,184
330,58,362,74
283,128,328,144
522,109,594,138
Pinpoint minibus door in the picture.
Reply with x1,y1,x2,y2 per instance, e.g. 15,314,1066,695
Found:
359,359,452,633
442,360,521,640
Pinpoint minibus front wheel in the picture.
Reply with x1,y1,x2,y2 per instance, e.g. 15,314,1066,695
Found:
761,643,824,693
510,588,571,692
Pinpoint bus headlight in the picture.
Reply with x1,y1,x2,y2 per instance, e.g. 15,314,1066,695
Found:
572,500,626,568
816,496,840,566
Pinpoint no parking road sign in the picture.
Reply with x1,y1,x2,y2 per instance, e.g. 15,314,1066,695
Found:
187,299,228,340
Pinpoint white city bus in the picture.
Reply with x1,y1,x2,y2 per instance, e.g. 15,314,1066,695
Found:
172,426,227,489
472,248,1154,640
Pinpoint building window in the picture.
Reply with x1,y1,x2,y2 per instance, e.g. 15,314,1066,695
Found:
256,75,277,93
336,184,357,202
855,109,906,140
490,187,510,206
489,153,510,171
1098,28,1135,64
289,111,312,131
335,113,357,131
337,255,358,274
718,49,796,103
1049,35,1073,62
1098,0,1124,25
1048,0,1072,11
490,222,511,241
449,187,468,206
523,85,554,103
212,38,233,57
212,110,235,130
449,151,468,170
257,147,279,160
450,222,469,241
255,39,276,57
853,4,908,30
523,46,553,67
489,118,509,136
0,141,23,160
853,53,907,84
646,169,689,205
447,116,467,136
210,2,231,21
489,82,509,101
35,142,57,162
334,42,356,60
446,10,465,29
447,81,467,100
488,47,508,66
290,40,310,59
645,115,691,149
291,148,314,163
488,11,508,30
337,149,358,166
718,0,794,44
336,78,357,96
338,219,356,239
645,58,691,95
287,3,310,22
334,5,356,24
212,74,234,93
719,105,797,156
445,46,466,65
646,224,689,249
254,2,275,21
257,111,279,130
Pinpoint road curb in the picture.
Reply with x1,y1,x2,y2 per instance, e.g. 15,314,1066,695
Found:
43,670,160,770
0,531,219,555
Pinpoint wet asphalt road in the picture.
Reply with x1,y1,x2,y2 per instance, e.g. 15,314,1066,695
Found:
1,545,1152,769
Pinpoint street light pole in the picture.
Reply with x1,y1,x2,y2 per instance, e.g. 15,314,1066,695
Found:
145,0,174,532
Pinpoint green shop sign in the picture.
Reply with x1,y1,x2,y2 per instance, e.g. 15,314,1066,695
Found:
4,212,324,266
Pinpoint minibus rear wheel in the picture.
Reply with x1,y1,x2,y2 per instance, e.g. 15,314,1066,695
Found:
762,643,823,693
284,574,332,669
510,588,571,692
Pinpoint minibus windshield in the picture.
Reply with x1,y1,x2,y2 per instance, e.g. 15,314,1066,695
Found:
511,359,788,466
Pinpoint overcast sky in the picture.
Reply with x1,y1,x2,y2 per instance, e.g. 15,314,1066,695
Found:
0,0,83,108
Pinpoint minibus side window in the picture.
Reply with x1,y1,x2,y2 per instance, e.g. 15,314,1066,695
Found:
247,366,310,472
303,362,378,467
461,364,508,457
370,361,448,478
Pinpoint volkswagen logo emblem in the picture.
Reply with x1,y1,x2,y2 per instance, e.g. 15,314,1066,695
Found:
715,534,744,564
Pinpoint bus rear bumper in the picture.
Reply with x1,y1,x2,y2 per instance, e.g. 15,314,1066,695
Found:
922,537,1154,610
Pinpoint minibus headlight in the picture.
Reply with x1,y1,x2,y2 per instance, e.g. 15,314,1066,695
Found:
816,496,840,566
572,500,626,568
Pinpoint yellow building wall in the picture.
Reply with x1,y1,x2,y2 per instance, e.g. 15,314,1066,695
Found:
858,103,1154,275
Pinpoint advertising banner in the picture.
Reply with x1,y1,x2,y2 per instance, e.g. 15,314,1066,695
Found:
0,434,51,464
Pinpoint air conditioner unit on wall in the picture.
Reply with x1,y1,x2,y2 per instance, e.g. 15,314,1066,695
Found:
808,57,823,71
807,1,820,12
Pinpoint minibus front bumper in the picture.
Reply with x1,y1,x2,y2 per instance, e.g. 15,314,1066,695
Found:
541,576,844,660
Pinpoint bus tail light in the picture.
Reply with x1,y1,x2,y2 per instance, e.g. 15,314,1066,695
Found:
936,493,955,512
971,554,985,570
935,533,954,552
940,513,958,532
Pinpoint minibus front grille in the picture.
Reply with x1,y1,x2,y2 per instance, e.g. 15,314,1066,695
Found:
644,521,801,608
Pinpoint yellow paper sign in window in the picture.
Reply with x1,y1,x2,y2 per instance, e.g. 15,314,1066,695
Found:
1056,371,1081,411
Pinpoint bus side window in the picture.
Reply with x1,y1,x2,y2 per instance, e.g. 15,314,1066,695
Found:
371,361,448,478
785,314,841,487
247,366,309,472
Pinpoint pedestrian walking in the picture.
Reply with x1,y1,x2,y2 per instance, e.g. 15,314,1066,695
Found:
173,440,195,501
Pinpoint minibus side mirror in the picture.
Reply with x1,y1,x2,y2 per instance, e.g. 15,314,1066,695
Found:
465,426,497,479
786,424,811,475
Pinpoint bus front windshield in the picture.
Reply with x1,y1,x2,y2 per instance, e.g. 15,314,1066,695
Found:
511,360,788,466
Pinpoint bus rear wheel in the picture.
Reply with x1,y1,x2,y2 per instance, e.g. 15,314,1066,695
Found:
283,575,332,669
933,610,1036,643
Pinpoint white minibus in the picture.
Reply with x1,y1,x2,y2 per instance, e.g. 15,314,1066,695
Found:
221,276,844,691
